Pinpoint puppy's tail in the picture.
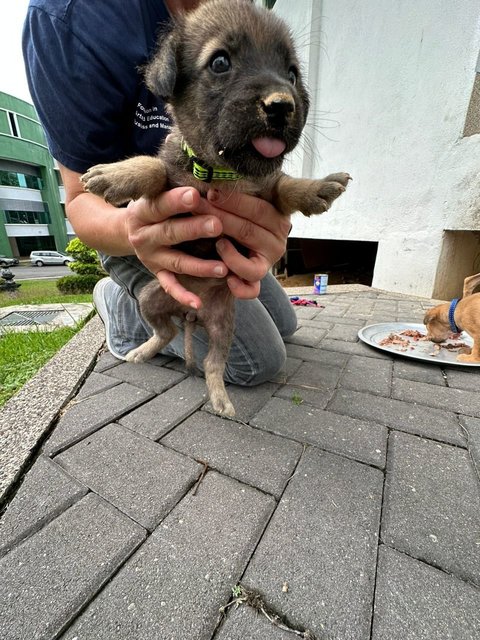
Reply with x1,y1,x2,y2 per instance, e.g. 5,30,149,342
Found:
184,312,197,373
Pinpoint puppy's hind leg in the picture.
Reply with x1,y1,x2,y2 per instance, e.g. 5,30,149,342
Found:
183,314,197,373
125,315,178,363
204,339,235,417
201,296,235,417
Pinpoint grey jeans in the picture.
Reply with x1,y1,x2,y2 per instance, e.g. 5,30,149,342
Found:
100,254,297,386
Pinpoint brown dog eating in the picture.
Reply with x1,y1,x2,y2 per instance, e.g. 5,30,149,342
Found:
81,0,350,416
423,294,480,363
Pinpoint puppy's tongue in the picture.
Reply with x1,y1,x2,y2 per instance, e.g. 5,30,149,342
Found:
252,137,286,158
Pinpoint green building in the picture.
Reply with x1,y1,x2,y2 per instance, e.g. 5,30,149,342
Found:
0,91,74,259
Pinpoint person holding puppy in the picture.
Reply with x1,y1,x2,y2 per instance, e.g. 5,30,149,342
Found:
23,0,297,385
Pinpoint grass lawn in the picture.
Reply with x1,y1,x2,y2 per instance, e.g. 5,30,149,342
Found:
0,279,93,407
0,279,92,307
0,326,81,407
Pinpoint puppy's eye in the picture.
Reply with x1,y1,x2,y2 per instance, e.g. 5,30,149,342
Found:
288,66,297,86
209,52,231,74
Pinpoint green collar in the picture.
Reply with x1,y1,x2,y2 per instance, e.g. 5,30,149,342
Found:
181,140,242,183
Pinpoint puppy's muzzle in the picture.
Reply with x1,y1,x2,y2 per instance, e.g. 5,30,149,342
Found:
261,92,295,127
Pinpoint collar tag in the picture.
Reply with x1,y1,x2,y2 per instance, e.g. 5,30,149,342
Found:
182,139,242,182
191,157,213,182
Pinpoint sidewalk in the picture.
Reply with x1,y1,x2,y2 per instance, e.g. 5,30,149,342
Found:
0,287,479,640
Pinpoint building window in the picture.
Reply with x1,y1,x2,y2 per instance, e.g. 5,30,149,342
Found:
0,170,43,190
25,174,44,189
4,209,51,225
0,170,19,187
7,112,19,137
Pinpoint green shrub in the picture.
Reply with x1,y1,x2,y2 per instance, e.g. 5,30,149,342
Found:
65,238,99,264
65,238,105,276
69,262,101,276
57,239,105,294
57,274,102,294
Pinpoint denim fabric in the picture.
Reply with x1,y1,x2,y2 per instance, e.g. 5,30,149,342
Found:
99,253,297,386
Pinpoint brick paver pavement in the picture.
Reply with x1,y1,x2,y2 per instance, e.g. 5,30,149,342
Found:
0,290,479,640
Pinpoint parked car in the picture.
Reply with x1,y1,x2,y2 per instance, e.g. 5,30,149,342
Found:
30,250,75,266
0,255,19,267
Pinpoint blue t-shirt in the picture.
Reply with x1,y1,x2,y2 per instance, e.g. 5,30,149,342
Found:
23,0,172,173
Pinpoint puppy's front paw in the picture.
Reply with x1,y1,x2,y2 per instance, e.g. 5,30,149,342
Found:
81,156,168,205
322,172,352,188
81,162,140,205
299,173,351,217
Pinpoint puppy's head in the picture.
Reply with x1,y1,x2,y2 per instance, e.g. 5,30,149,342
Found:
145,0,309,178
423,304,451,343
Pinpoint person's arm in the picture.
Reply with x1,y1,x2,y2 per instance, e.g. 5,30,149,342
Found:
60,164,132,256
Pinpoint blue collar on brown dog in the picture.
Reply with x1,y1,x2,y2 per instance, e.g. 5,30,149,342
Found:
448,298,460,333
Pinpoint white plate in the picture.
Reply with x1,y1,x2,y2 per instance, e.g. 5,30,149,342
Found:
358,322,479,367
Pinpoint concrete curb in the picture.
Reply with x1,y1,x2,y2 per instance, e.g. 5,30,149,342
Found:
0,314,105,505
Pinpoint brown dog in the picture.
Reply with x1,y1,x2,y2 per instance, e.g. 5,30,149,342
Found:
81,0,350,416
424,278,480,363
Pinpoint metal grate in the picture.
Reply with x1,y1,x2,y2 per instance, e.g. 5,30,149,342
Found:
0,310,61,327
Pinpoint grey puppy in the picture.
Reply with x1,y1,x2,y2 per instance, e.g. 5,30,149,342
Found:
81,0,350,417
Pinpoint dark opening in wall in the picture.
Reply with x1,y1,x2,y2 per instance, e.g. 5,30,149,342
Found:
463,73,480,137
277,238,378,286
15,235,56,255
7,112,19,138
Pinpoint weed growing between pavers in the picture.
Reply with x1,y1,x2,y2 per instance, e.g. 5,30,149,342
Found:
291,391,304,406
220,584,318,639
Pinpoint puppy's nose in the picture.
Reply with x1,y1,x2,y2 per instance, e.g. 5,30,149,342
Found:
261,92,295,126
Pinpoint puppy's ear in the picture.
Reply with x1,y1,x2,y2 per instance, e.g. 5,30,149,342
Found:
145,31,178,101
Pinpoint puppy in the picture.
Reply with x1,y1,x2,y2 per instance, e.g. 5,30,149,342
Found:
81,0,350,416
423,293,480,363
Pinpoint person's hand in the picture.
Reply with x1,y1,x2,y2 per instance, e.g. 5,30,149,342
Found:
126,186,227,308
126,186,291,307
193,189,291,298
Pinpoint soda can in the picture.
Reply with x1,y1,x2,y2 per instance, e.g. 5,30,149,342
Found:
313,273,328,295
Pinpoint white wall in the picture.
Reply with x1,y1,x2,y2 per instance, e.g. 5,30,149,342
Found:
5,224,50,237
275,0,480,297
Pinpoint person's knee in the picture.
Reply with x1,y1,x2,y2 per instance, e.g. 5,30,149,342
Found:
224,340,286,386
280,309,298,338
